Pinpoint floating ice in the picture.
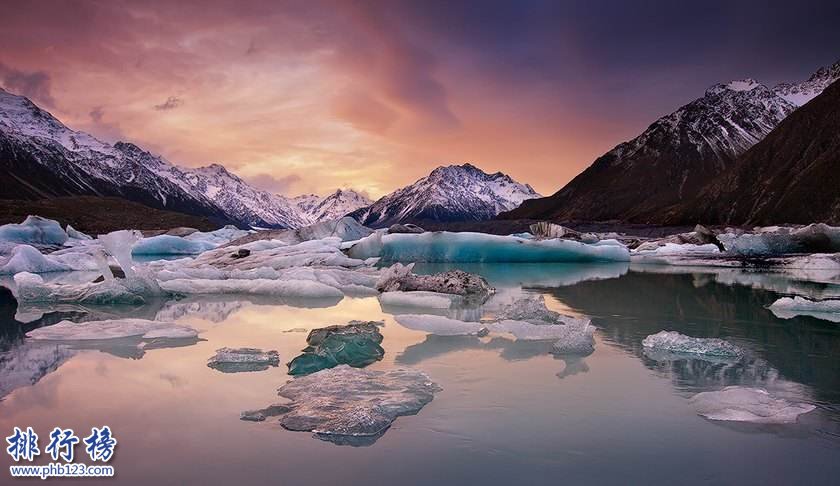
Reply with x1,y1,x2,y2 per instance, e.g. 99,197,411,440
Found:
184,226,250,247
207,347,280,373
186,237,365,272
159,278,344,299
287,321,384,375
495,294,564,324
718,223,840,257
376,263,494,300
13,272,147,305
26,318,199,341
132,234,217,256
0,216,68,245
769,296,840,323
364,231,630,263
267,365,441,445
550,322,595,355
631,243,721,264
491,319,591,341
379,291,458,309
394,314,487,336
642,331,744,358
689,386,816,424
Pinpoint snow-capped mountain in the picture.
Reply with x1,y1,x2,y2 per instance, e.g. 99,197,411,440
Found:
504,59,840,224
349,163,540,227
0,88,305,228
293,189,371,224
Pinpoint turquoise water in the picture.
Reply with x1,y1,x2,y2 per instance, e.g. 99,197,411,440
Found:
1,263,839,485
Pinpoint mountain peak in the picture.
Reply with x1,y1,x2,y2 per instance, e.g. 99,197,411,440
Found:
349,164,539,227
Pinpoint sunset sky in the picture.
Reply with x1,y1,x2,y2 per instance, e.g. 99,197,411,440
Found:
1,0,838,198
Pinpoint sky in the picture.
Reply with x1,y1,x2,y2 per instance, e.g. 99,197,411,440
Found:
1,0,838,198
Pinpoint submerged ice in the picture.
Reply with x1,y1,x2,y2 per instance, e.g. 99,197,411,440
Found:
287,321,385,375
207,347,280,373
260,365,441,445
689,386,816,424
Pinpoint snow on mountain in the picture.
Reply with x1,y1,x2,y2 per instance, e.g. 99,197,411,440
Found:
293,189,372,224
773,59,840,106
0,88,307,228
504,59,840,224
349,163,540,227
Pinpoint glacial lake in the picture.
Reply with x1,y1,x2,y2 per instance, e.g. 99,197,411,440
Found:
2,263,840,485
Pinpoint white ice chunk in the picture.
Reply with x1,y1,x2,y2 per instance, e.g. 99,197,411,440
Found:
379,291,458,309
26,318,199,341
642,331,744,357
394,314,487,336
769,296,840,323
689,386,816,424
0,216,68,245
376,232,630,263
631,243,721,264
99,230,142,278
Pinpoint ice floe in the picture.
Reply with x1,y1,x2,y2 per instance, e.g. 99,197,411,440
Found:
394,314,488,336
379,291,459,309
265,365,441,445
13,272,148,305
26,318,199,341
689,386,816,424
642,331,744,358
768,296,840,323
207,347,280,373
287,321,384,375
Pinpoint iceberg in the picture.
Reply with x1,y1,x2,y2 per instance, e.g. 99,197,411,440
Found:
287,321,384,375
490,319,591,341
718,223,840,257
642,331,744,358
379,291,459,309
769,296,840,323
207,347,280,373
394,314,488,336
26,318,199,341
99,230,142,278
689,386,816,424
549,322,595,355
361,231,630,263
132,234,217,256
266,365,441,445
0,216,68,246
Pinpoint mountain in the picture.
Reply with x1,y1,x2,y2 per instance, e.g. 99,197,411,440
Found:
349,163,540,227
665,78,840,225
0,87,304,228
292,189,371,224
502,60,840,224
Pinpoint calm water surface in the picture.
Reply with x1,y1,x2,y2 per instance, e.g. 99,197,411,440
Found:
1,263,839,485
